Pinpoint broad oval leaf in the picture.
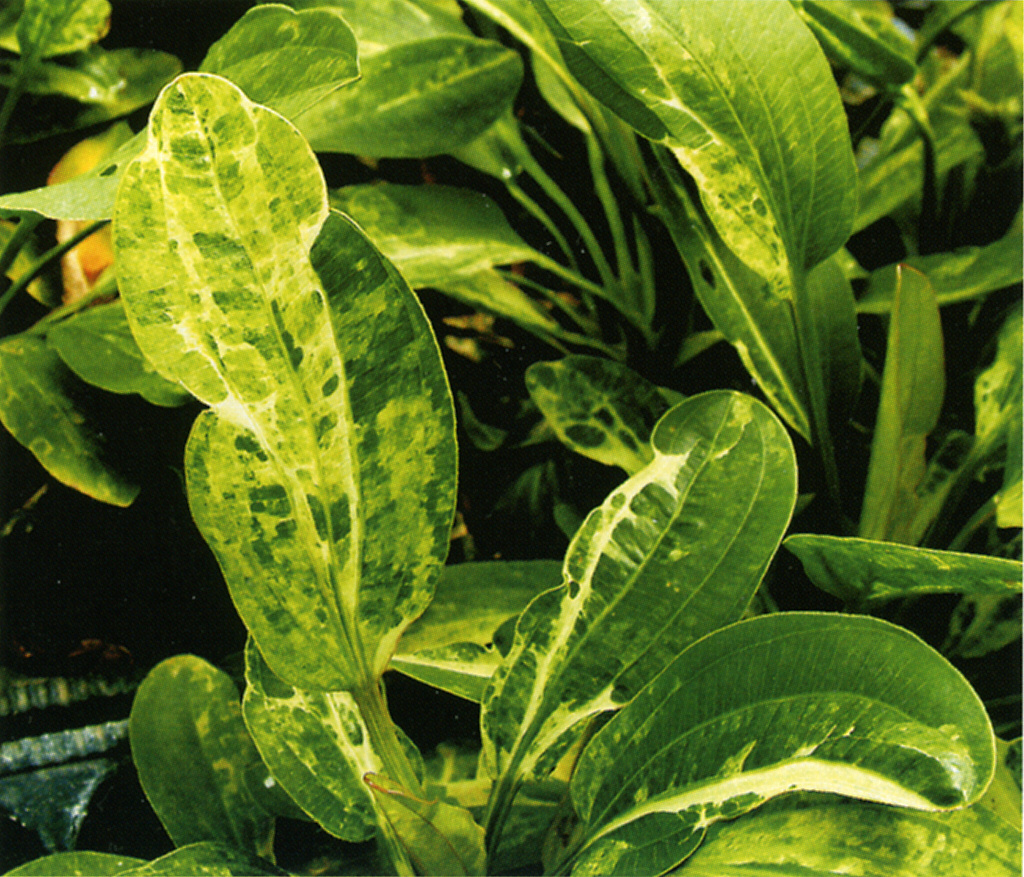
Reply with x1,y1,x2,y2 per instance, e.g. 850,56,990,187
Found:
46,299,190,407
113,73,456,691
12,0,110,60
526,355,682,475
533,0,857,281
679,791,1021,877
0,334,138,506
241,640,378,842
568,612,996,876
481,391,797,796
291,0,466,55
118,842,285,877
128,656,274,859
785,534,1023,607
199,4,359,121
4,852,144,876
296,35,523,158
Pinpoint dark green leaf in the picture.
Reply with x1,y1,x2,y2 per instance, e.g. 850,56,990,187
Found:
46,300,190,407
0,334,138,506
129,656,274,858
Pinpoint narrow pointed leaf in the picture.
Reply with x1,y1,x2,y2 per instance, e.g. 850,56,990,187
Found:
199,4,358,121
482,392,797,791
129,656,274,859
569,613,996,876
113,73,456,690
241,640,378,841
0,334,138,506
295,35,523,158
785,534,1023,606
974,303,1022,454
367,773,487,877
46,300,190,407
533,0,857,282
526,356,682,474
681,791,1021,877
859,267,945,543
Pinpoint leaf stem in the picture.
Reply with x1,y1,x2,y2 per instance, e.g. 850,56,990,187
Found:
0,219,108,320
352,681,423,798
506,178,581,273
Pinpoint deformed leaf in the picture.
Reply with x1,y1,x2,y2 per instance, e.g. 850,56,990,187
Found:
859,267,945,544
4,852,144,876
296,36,523,158
113,74,456,690
199,4,359,121
567,613,997,876
0,334,138,506
784,534,1023,606
241,640,378,842
680,791,1021,877
482,392,797,799
46,300,190,407
128,656,274,859
525,355,680,475
367,773,487,877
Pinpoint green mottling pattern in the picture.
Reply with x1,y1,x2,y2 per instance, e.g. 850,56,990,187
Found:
114,74,457,692
481,392,797,788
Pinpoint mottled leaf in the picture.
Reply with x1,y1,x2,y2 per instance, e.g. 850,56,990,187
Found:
288,0,466,54
199,4,358,121
680,791,1021,877
0,334,138,506
241,640,378,842
481,392,797,814
526,356,681,474
785,534,1023,606
974,303,1022,455
946,593,1022,660
390,643,500,703
46,300,190,407
296,35,522,158
859,267,944,543
367,773,487,877
118,843,285,877
129,656,274,858
113,74,456,690
11,0,110,60
567,613,996,876
534,0,857,282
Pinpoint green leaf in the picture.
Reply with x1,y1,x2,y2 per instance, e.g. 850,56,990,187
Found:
534,0,857,282
295,35,523,158
0,130,145,221
118,842,285,877
390,643,500,704
945,593,1023,660
568,612,996,876
113,73,457,690
525,355,680,475
859,267,945,544
431,270,562,337
482,392,797,804
784,534,1023,606
397,561,563,654
128,656,274,858
975,303,1022,455
330,184,537,288
12,0,110,60
367,773,487,877
858,221,1024,314
199,4,358,121
680,791,1021,877
46,300,190,407
1,47,181,138
241,640,378,842
793,0,916,86
0,334,138,506
4,852,144,876
288,0,467,53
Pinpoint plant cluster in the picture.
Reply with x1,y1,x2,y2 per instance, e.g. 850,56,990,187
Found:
0,1,1020,875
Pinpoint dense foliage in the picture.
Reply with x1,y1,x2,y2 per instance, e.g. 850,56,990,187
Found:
0,1,1020,875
